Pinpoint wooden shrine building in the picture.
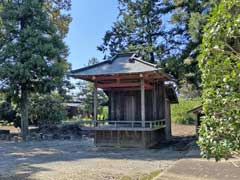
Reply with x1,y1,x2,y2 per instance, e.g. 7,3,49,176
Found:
70,53,178,148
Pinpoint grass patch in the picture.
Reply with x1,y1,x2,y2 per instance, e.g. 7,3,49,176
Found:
120,176,132,180
171,97,201,124
120,170,161,180
140,170,161,180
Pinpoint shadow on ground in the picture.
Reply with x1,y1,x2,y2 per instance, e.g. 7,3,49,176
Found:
0,136,200,180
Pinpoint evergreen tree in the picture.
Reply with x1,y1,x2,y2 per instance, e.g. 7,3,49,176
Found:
0,0,70,141
45,0,72,38
161,0,218,92
98,0,166,63
98,0,218,94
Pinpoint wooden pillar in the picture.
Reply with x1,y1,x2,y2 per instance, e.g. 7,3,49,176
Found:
93,81,97,127
152,81,157,121
164,86,171,141
110,91,115,120
141,78,145,128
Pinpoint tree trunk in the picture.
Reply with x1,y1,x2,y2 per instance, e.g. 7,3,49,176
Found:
150,52,155,64
20,87,29,141
146,17,155,64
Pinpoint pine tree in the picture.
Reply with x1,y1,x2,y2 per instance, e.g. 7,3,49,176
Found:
161,0,218,92
98,0,218,94
45,0,72,38
0,0,70,141
98,0,166,63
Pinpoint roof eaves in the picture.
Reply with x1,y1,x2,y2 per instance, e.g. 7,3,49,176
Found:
187,105,203,114
156,68,176,81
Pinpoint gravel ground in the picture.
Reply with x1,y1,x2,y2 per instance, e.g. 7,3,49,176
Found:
0,139,193,180
0,124,197,180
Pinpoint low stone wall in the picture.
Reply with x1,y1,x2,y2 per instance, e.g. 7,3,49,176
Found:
0,123,84,142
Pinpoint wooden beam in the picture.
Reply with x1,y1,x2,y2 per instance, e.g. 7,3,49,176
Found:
83,74,142,81
141,78,145,128
96,82,153,89
96,82,140,89
93,81,97,127
104,86,153,91
74,72,168,82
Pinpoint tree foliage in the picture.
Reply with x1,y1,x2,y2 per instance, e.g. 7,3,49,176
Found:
45,0,72,38
0,101,19,125
198,0,240,160
29,93,67,125
0,0,70,140
98,0,217,93
159,0,217,92
98,0,165,63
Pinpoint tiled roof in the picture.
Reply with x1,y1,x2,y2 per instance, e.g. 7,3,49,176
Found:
70,53,159,76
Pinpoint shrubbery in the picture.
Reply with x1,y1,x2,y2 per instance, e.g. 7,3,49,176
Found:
0,101,20,127
198,0,240,160
171,97,201,125
0,93,67,127
29,93,67,126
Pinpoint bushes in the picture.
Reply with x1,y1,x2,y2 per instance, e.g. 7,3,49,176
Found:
29,93,67,125
0,101,20,127
171,97,201,124
198,0,240,160
0,93,67,127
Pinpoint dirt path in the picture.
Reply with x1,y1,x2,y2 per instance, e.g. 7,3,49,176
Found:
0,139,191,180
171,124,196,137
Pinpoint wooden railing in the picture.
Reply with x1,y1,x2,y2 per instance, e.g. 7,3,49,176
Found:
77,119,166,129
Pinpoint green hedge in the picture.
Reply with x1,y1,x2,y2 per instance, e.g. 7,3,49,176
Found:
171,97,201,124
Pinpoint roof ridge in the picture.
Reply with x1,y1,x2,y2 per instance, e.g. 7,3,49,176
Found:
133,56,157,67
110,52,135,63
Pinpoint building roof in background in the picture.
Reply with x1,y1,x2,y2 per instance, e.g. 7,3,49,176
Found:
187,105,203,114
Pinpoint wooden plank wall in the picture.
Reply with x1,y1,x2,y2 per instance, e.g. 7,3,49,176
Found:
155,81,165,120
95,129,166,148
107,81,165,121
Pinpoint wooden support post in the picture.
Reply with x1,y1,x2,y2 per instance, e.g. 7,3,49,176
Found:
93,81,97,127
164,85,171,141
152,82,157,121
141,78,145,128
110,91,114,120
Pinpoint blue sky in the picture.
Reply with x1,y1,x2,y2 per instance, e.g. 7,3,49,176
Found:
65,0,118,70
